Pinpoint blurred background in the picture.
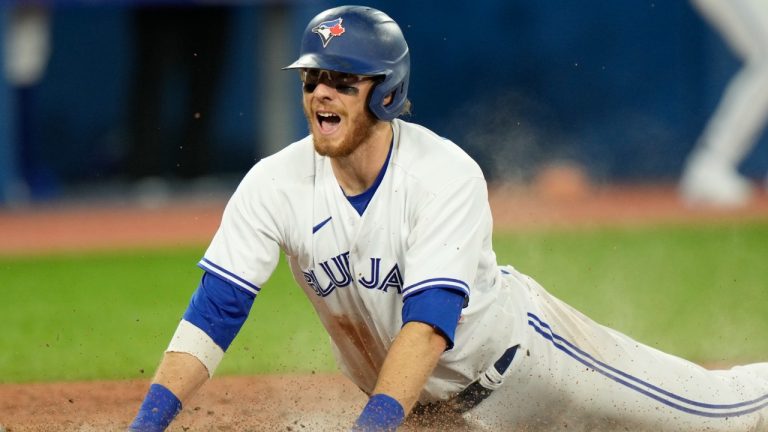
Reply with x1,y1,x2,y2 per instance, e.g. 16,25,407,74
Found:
2,5,768,419
1,0,767,206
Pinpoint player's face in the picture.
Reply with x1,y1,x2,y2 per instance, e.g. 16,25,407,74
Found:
301,69,379,158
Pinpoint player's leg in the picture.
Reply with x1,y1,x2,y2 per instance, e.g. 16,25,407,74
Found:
681,0,768,207
464,269,768,431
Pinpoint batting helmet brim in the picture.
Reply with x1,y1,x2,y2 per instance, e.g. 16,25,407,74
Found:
282,53,389,78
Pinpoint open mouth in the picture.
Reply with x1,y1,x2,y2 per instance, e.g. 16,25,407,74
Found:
317,111,341,135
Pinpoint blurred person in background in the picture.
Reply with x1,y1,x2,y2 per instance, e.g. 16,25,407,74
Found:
680,0,768,207
2,3,52,201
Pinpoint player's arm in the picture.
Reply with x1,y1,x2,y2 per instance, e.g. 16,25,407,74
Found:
128,272,255,431
366,321,446,411
150,351,210,400
353,288,464,431
127,352,209,432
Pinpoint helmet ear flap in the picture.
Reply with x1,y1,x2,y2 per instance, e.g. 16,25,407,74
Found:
384,83,404,107
369,70,409,121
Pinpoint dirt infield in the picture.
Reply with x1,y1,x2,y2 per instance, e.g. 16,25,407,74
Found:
0,374,370,432
2,183,768,431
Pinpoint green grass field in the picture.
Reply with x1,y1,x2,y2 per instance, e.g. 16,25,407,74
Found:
2,220,767,383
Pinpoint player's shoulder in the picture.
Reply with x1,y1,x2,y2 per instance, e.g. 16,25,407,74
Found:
393,119,485,185
241,135,315,186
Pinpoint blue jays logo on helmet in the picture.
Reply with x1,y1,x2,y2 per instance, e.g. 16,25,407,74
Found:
312,18,345,48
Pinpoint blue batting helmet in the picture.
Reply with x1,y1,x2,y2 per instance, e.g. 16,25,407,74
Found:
284,5,410,121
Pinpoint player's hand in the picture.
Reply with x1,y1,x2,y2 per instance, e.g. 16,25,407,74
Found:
128,383,182,432
351,393,404,431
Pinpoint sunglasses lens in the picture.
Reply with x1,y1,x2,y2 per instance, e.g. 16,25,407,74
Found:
336,73,360,85
300,69,369,92
301,69,322,85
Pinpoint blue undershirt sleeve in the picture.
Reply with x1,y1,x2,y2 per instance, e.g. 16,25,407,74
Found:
401,288,465,350
182,271,255,351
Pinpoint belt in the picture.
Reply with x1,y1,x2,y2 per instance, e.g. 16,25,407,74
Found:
413,344,519,415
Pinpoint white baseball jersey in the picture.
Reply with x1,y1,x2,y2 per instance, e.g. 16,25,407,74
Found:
198,119,520,401
170,118,768,430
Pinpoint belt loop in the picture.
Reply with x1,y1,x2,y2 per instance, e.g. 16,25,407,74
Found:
453,344,520,412
479,345,519,390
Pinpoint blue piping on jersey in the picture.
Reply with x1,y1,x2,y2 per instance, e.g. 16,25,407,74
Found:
527,312,768,417
344,139,394,216
403,277,470,299
198,257,261,294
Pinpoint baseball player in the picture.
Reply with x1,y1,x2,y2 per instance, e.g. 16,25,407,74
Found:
129,6,768,431
680,0,768,207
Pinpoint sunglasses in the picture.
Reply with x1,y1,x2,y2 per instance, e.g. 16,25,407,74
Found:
300,69,374,95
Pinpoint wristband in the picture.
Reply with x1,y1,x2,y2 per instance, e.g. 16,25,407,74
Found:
128,383,182,432
352,393,405,432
